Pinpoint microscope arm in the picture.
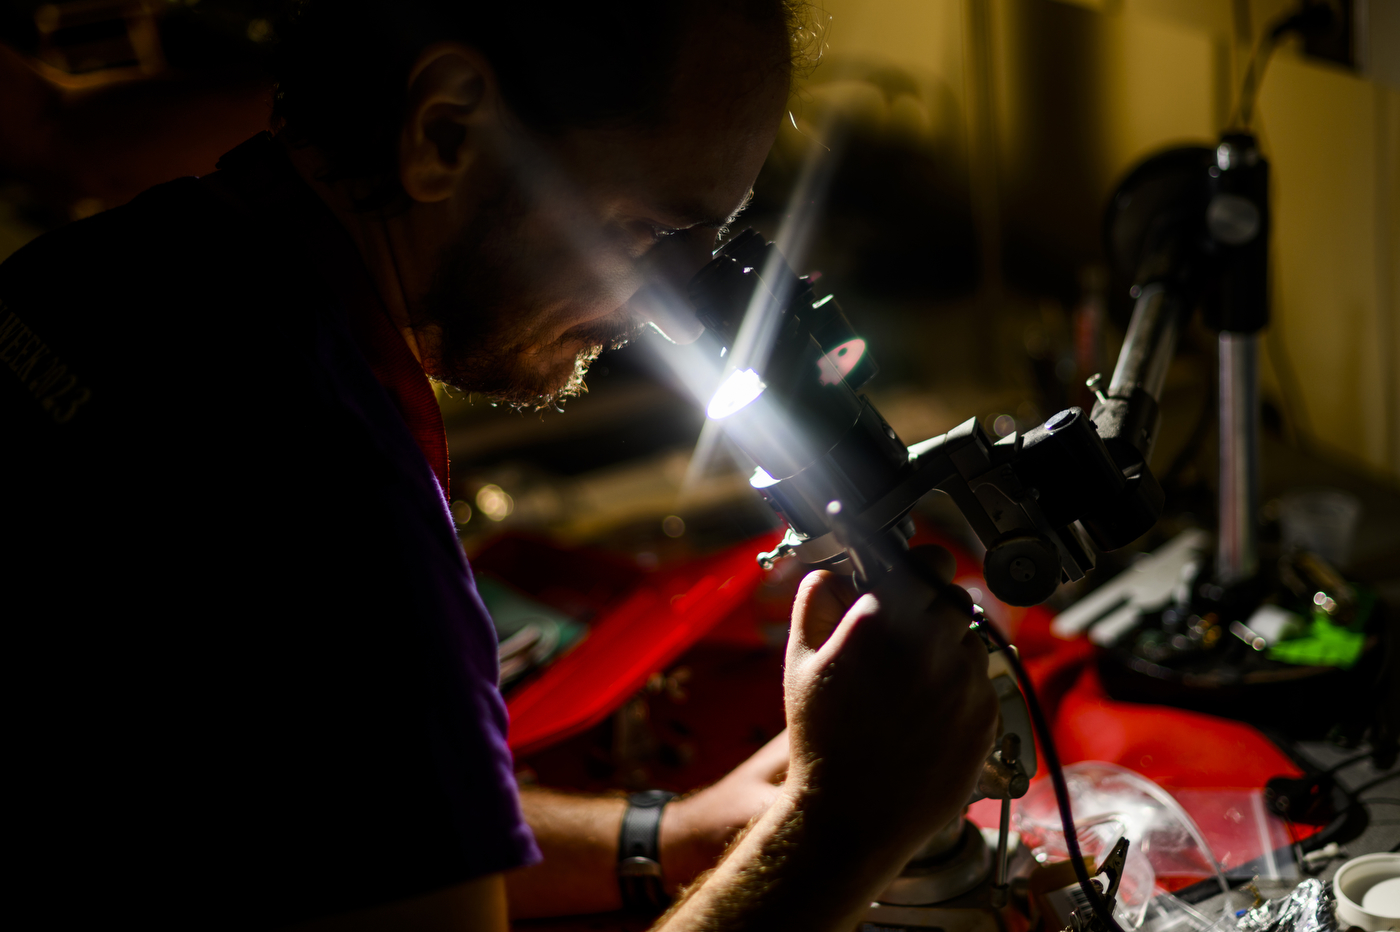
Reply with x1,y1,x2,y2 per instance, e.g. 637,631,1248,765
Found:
805,282,1184,608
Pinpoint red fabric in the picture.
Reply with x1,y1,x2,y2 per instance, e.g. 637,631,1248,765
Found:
1011,609,1303,791
908,520,1311,874
895,521,1306,793
966,606,1312,878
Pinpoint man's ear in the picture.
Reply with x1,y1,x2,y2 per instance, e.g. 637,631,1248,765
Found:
399,43,497,204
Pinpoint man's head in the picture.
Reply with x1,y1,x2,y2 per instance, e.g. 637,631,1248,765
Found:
276,1,808,408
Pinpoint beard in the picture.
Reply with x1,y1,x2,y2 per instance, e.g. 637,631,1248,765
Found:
412,178,642,410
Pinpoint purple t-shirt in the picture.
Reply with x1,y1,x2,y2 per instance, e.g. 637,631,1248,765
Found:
1,135,538,927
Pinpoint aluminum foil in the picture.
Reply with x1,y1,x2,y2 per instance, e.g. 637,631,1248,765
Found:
1236,879,1338,932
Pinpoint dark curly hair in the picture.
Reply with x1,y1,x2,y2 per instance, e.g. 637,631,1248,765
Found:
273,0,815,210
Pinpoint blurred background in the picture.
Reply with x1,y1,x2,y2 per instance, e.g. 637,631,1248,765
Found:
3,0,1398,853
3,0,1394,576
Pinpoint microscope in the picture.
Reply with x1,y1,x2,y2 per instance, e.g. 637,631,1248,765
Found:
684,203,1191,927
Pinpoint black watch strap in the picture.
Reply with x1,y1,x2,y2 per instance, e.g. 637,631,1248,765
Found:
617,789,676,914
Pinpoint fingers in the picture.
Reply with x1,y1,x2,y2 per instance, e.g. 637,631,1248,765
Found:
790,557,983,684
789,570,856,656
825,572,984,684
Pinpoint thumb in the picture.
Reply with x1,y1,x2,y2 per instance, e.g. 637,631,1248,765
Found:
788,570,855,656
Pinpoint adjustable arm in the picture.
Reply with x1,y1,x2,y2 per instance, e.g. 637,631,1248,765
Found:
1091,284,1184,466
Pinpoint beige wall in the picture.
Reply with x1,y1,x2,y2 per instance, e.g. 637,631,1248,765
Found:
1259,57,1400,476
803,0,1400,480
811,0,968,90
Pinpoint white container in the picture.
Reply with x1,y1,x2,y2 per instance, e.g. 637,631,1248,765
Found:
1335,853,1400,931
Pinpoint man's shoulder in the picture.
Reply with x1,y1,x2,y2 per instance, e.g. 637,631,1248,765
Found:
0,167,325,419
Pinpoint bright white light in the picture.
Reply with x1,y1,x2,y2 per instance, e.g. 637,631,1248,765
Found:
749,467,779,489
706,368,766,420
646,111,841,497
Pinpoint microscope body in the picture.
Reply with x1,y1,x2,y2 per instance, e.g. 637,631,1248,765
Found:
691,229,1167,610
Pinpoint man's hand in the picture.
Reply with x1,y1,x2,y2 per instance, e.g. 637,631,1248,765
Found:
657,549,999,931
660,730,789,890
783,549,997,854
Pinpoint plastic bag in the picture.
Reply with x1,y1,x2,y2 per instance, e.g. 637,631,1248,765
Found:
1017,761,1230,929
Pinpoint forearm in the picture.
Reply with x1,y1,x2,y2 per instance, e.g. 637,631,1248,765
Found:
506,787,627,918
655,789,907,932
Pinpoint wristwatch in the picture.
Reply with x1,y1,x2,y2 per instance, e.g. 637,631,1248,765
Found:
617,789,677,914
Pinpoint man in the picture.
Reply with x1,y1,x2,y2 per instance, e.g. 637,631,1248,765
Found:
2,1,996,929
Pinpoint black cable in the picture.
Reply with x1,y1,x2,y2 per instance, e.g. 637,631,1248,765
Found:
1230,3,1334,130
1285,761,1400,856
833,512,1123,932
975,616,1127,932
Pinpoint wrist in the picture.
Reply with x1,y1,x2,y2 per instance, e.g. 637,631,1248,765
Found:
657,794,694,892
776,770,925,858
660,792,738,892
618,790,676,914
660,787,891,932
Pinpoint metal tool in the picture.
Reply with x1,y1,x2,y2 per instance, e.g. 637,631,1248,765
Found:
1065,838,1131,932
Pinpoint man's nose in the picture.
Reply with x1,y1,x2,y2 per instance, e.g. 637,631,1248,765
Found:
627,230,716,344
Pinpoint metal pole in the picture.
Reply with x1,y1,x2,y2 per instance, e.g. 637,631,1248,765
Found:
992,797,1012,907
1108,285,1181,404
1217,332,1259,584
1090,284,1185,468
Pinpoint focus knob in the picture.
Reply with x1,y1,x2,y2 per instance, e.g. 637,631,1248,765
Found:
984,534,1061,606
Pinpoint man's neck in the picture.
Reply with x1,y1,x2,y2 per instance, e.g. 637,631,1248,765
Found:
284,140,431,367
